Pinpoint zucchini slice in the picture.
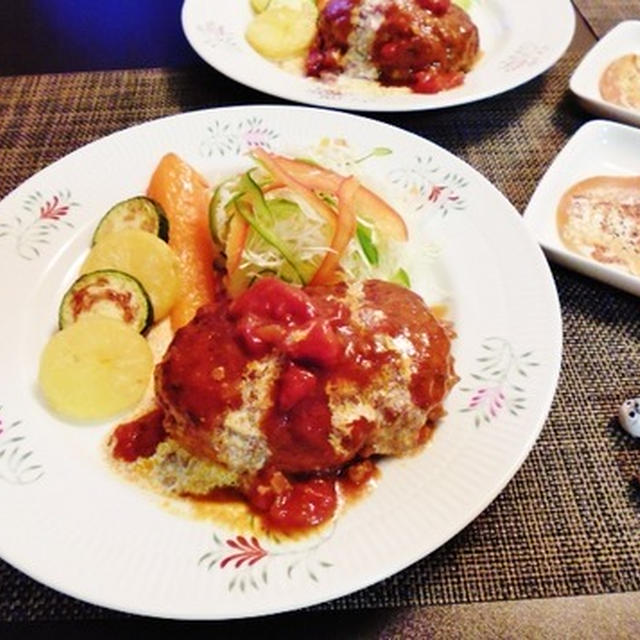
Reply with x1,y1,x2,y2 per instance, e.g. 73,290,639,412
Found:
80,229,181,321
92,196,169,245
59,269,153,333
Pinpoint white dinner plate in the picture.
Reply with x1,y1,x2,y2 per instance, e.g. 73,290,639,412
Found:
0,105,561,618
523,119,640,297
570,21,640,128
181,0,575,112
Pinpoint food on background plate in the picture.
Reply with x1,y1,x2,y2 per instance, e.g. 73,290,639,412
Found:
599,54,640,111
39,145,457,533
246,0,318,61
307,0,479,93
247,0,480,95
556,175,640,277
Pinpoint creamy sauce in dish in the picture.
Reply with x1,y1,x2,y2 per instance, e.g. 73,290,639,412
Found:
556,175,640,277
599,54,640,111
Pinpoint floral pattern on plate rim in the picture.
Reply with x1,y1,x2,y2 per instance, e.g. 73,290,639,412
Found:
0,189,79,261
196,21,240,51
198,120,468,216
389,154,468,216
199,117,280,158
459,337,540,427
498,42,551,73
0,406,44,485
199,524,335,592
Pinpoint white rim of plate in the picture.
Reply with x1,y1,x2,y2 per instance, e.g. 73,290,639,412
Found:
0,105,562,618
180,0,576,112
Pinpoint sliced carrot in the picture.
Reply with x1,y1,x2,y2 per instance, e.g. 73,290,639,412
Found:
223,211,251,297
268,153,408,242
225,212,250,274
225,265,251,299
251,147,337,228
311,176,359,285
147,153,220,330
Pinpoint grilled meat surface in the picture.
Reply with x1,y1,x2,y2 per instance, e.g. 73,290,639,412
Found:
156,278,456,479
306,0,479,92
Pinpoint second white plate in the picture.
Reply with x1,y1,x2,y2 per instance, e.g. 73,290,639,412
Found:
181,0,575,112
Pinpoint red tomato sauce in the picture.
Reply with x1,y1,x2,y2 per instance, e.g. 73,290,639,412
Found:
113,277,453,533
112,408,166,462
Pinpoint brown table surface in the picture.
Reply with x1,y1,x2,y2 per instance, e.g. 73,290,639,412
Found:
2,2,640,637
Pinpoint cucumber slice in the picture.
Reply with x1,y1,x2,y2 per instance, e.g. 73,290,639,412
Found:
59,269,153,333
235,173,307,284
209,178,240,246
92,196,169,245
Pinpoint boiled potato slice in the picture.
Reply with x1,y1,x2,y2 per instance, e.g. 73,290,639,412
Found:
251,0,317,13
250,0,271,12
81,228,181,320
39,316,154,421
246,7,317,60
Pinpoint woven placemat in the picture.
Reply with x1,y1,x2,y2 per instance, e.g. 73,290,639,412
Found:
1,26,640,622
573,0,640,39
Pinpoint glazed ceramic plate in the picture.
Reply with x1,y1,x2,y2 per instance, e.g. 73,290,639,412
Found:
570,21,640,128
181,0,575,112
0,106,561,618
523,119,640,297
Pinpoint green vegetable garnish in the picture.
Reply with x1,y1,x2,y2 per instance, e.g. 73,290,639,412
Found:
356,223,379,266
355,147,393,164
391,268,411,288
234,172,307,284
454,0,473,10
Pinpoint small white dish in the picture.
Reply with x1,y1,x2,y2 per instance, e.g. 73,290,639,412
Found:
523,119,640,297
570,21,640,127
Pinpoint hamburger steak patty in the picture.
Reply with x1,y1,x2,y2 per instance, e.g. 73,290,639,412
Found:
306,0,479,92
156,277,456,478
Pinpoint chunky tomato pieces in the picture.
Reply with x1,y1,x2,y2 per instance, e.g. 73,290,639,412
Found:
112,408,166,462
248,470,337,531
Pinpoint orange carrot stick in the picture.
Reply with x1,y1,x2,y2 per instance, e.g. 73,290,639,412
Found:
225,212,250,275
311,176,359,285
251,147,337,228
269,153,408,242
147,153,220,330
